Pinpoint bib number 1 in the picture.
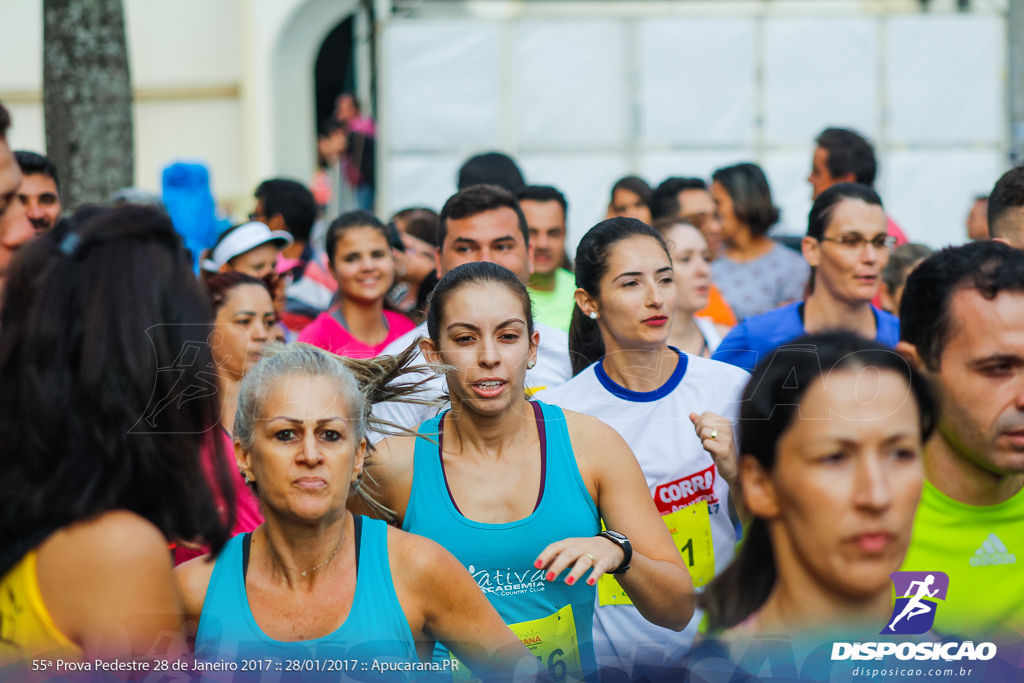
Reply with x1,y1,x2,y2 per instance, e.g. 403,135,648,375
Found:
598,500,715,607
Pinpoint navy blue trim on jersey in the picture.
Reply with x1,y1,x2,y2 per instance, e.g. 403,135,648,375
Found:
594,347,688,403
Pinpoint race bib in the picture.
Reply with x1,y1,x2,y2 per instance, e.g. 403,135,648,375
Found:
598,501,716,607
451,604,583,682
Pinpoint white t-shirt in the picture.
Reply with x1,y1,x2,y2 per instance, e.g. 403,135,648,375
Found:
369,321,572,441
535,349,749,677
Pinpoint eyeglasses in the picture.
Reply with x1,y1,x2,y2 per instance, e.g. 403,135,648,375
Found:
818,234,898,250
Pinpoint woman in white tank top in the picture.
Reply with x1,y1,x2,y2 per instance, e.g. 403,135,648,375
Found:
536,218,751,681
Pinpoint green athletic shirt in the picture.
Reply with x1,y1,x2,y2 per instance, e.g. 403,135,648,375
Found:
900,479,1024,638
529,268,576,334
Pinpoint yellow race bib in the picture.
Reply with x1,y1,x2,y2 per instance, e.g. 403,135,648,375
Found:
598,500,715,607
452,604,583,682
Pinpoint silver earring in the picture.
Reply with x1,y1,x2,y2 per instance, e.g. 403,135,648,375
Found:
588,312,598,320
527,360,536,369
243,473,251,484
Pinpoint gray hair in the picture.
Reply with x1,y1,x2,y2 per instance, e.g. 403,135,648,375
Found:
234,341,441,521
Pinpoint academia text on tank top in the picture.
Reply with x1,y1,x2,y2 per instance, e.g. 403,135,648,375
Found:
535,349,750,676
195,516,417,681
403,400,600,681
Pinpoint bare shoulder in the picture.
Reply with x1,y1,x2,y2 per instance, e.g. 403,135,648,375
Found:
39,510,169,568
174,554,218,617
386,524,459,579
36,511,182,649
563,409,631,461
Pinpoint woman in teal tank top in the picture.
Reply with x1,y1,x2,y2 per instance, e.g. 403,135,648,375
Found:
355,263,696,681
176,344,536,680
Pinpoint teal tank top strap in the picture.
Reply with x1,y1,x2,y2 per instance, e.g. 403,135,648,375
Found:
403,400,601,681
195,517,418,675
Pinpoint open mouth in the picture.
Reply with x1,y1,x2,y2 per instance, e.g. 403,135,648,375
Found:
471,379,507,398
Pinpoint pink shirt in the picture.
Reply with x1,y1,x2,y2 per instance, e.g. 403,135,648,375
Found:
298,310,416,358
173,428,263,565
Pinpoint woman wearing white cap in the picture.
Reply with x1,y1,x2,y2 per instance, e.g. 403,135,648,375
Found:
202,221,295,340
202,221,294,279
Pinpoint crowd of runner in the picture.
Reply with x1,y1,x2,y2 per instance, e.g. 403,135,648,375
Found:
1,97,1023,682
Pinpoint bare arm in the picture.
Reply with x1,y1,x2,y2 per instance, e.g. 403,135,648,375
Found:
36,510,187,660
536,412,694,631
389,529,539,679
175,554,217,624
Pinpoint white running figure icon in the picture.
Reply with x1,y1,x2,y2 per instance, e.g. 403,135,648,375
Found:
889,574,939,630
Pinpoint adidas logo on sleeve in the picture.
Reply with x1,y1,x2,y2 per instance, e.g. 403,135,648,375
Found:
969,533,1017,567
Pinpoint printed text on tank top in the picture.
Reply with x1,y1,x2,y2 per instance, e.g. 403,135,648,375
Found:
438,400,548,519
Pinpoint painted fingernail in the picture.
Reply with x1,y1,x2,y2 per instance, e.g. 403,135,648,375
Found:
535,560,543,569
587,578,596,586
566,577,575,586
546,572,555,581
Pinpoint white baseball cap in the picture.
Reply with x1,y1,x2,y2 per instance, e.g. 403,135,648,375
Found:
203,221,293,272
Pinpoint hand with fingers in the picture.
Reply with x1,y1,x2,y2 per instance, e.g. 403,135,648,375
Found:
689,410,738,487
689,410,750,525
533,536,626,588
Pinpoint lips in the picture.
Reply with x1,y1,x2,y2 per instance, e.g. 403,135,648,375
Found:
294,477,327,490
471,378,507,399
853,532,894,554
642,315,668,327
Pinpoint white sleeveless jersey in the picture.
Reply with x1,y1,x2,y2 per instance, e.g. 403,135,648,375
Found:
535,349,749,677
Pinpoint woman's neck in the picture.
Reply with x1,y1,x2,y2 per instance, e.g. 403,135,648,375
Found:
338,297,388,345
601,343,679,393
446,394,534,459
803,285,876,338
219,371,241,436
724,230,774,263
256,509,350,588
755,574,892,637
755,528,893,635
667,311,707,357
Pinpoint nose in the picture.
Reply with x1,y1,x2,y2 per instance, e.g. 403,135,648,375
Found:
479,334,502,369
297,428,323,466
1,197,34,251
647,280,666,309
252,318,271,343
853,452,892,513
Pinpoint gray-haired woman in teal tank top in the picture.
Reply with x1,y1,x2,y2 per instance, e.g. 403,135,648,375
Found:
354,262,696,681
176,343,537,680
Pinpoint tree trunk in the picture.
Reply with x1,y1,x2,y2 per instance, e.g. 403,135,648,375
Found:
43,0,134,210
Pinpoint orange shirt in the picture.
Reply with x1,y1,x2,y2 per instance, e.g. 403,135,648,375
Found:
697,283,737,327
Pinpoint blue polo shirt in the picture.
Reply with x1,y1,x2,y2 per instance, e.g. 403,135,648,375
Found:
711,301,901,373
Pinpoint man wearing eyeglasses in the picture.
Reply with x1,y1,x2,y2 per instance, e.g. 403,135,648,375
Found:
712,183,900,372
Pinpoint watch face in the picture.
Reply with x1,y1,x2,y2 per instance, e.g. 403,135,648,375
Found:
604,530,627,542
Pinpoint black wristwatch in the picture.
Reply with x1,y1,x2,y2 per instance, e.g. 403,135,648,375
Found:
598,530,632,575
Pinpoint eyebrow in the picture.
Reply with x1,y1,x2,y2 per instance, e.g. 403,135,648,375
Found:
232,310,259,316
969,354,1023,367
446,318,525,332
614,266,673,281
269,417,345,424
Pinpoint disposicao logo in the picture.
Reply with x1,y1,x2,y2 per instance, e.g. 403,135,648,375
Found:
881,571,949,635
830,570,997,664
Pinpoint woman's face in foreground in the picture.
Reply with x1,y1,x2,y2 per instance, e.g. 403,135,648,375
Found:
239,373,364,524
752,368,924,602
